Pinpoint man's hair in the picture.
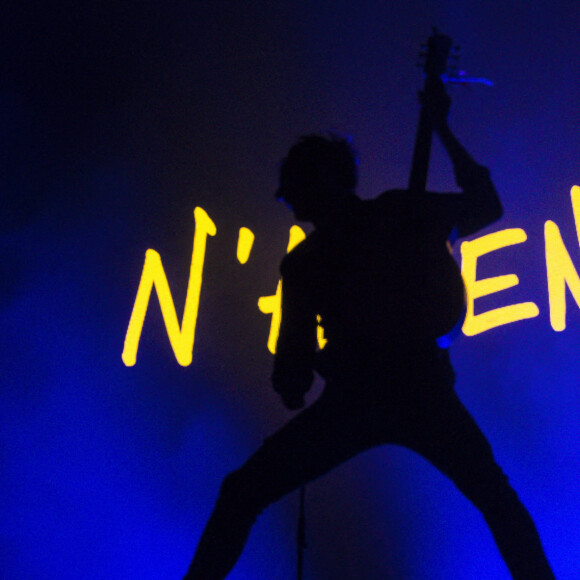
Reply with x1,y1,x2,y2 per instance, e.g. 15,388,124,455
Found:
277,134,358,199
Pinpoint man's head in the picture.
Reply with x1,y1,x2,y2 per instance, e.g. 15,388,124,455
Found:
276,134,358,223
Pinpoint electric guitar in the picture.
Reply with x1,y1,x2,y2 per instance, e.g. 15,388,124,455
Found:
409,29,466,346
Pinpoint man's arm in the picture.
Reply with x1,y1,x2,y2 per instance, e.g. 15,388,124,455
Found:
436,122,503,237
271,253,318,410
424,80,503,237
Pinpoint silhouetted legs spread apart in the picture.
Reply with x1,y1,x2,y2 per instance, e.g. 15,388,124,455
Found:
184,352,554,579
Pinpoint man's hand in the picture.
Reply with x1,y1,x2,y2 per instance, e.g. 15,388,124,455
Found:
272,372,311,411
419,78,451,131
280,390,306,411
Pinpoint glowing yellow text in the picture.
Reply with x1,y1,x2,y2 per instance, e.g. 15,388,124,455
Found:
122,207,216,366
257,225,307,354
460,229,540,336
237,227,255,264
545,185,580,331
257,227,327,354
123,185,580,365
316,314,328,349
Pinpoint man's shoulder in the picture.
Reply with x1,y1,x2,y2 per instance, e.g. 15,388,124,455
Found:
356,189,412,221
280,231,318,276
280,190,410,275
372,188,409,205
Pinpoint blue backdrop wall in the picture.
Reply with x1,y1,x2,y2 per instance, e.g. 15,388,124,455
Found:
1,2,578,578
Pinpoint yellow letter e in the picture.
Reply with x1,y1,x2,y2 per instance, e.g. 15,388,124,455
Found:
460,229,539,336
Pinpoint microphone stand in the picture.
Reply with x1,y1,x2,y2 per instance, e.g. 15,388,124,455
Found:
297,486,306,580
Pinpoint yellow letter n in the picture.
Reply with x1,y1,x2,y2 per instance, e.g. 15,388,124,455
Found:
122,207,216,366
545,185,580,331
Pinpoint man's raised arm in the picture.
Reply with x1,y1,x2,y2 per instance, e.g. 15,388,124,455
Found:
436,121,503,237
425,79,503,237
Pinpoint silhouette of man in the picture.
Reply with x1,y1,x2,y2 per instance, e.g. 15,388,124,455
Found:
184,88,554,579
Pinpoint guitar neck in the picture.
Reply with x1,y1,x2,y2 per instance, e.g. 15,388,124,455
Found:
409,29,454,194
408,103,433,193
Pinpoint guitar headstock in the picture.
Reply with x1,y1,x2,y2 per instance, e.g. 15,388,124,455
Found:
418,28,457,83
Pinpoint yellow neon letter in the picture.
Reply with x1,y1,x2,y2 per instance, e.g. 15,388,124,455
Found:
545,185,580,331
460,229,539,336
258,226,306,354
122,207,217,366
237,227,255,264
316,314,328,349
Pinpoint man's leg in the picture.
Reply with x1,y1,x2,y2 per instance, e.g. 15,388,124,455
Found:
183,388,378,580
403,390,555,579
